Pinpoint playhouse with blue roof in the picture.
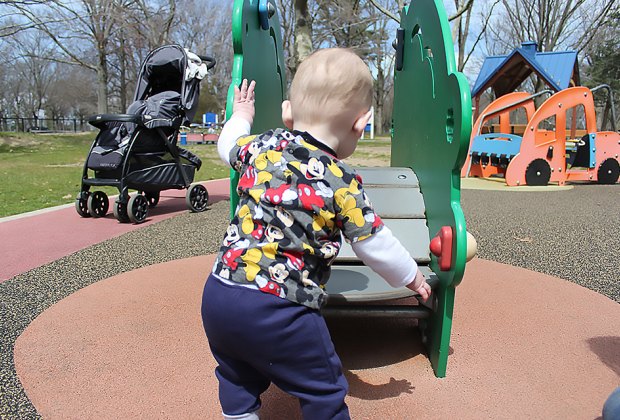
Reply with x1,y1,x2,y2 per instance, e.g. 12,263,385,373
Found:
471,41,580,118
463,41,619,186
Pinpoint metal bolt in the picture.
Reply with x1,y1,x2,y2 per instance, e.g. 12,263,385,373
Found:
559,103,563,108
398,174,407,180
517,180,520,185
558,168,562,172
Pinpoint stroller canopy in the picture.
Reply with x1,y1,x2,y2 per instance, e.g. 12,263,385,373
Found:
133,45,205,123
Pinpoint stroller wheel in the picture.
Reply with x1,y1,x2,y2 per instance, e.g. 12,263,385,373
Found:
75,192,91,218
128,194,149,224
87,191,109,218
186,184,209,212
145,191,160,208
113,200,130,223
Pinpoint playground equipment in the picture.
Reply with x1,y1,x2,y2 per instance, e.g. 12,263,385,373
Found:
471,41,580,120
462,85,620,186
229,0,473,377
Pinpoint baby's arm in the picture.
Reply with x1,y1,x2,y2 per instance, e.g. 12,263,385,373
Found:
351,226,432,302
217,79,256,166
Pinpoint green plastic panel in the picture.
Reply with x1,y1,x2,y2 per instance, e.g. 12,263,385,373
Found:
228,0,287,217
391,0,472,377
228,0,472,379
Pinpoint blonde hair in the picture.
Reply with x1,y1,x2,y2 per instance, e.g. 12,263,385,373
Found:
289,48,373,124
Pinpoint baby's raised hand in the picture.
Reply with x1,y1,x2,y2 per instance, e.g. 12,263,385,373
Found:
233,79,256,125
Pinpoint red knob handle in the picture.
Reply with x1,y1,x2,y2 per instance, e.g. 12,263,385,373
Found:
430,226,453,271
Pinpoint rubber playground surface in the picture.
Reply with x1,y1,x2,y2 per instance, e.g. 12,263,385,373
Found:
1,177,619,419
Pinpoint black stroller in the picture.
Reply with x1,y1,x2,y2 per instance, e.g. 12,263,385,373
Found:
76,44,215,223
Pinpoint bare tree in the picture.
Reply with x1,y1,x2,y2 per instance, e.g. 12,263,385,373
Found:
366,0,498,73
487,0,616,54
451,0,501,71
5,0,135,113
172,0,233,113
294,0,313,67
367,0,475,23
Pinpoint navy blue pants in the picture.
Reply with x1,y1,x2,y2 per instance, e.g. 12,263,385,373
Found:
201,275,350,419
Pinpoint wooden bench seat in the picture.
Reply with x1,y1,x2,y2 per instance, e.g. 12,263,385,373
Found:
325,167,434,304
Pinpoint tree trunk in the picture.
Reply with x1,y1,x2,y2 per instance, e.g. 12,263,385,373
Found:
294,0,312,73
375,58,385,134
119,34,127,112
96,52,108,114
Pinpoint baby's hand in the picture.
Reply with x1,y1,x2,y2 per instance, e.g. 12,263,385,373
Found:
233,79,256,125
406,269,431,302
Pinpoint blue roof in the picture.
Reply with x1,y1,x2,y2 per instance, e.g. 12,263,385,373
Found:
472,42,578,97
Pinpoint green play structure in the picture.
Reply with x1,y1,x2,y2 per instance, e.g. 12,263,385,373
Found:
227,0,472,378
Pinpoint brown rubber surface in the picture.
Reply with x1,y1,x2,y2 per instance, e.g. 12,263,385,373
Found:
14,255,619,419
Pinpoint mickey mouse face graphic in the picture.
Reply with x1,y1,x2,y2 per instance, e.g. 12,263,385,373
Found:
300,157,325,180
320,242,340,260
224,225,241,245
269,263,289,283
276,206,294,228
265,224,284,242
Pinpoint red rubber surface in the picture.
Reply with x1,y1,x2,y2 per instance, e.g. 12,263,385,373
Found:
14,256,619,419
0,179,229,283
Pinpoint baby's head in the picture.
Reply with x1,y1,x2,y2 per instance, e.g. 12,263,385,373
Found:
282,48,373,158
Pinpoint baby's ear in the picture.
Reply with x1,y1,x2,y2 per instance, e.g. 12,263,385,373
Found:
352,110,373,137
281,100,294,129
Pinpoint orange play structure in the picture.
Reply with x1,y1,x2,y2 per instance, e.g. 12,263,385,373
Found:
462,85,620,186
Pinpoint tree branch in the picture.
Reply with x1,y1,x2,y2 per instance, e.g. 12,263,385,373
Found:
449,0,474,22
367,0,400,23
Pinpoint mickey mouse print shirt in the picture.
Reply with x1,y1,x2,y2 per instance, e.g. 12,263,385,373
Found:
212,118,385,309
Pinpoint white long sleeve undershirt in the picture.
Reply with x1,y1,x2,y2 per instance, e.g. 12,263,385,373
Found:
351,226,419,289
217,116,419,289
217,116,251,167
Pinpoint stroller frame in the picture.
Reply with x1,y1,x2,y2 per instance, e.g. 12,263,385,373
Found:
76,45,215,223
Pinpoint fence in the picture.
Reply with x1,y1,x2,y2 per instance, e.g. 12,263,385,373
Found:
0,117,91,133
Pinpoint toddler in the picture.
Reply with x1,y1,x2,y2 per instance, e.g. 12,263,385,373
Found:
202,48,431,420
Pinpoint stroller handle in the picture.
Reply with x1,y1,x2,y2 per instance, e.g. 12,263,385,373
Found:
88,114,143,129
197,55,216,70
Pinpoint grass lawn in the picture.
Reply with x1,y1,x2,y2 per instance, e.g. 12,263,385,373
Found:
0,132,390,218
0,132,230,218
